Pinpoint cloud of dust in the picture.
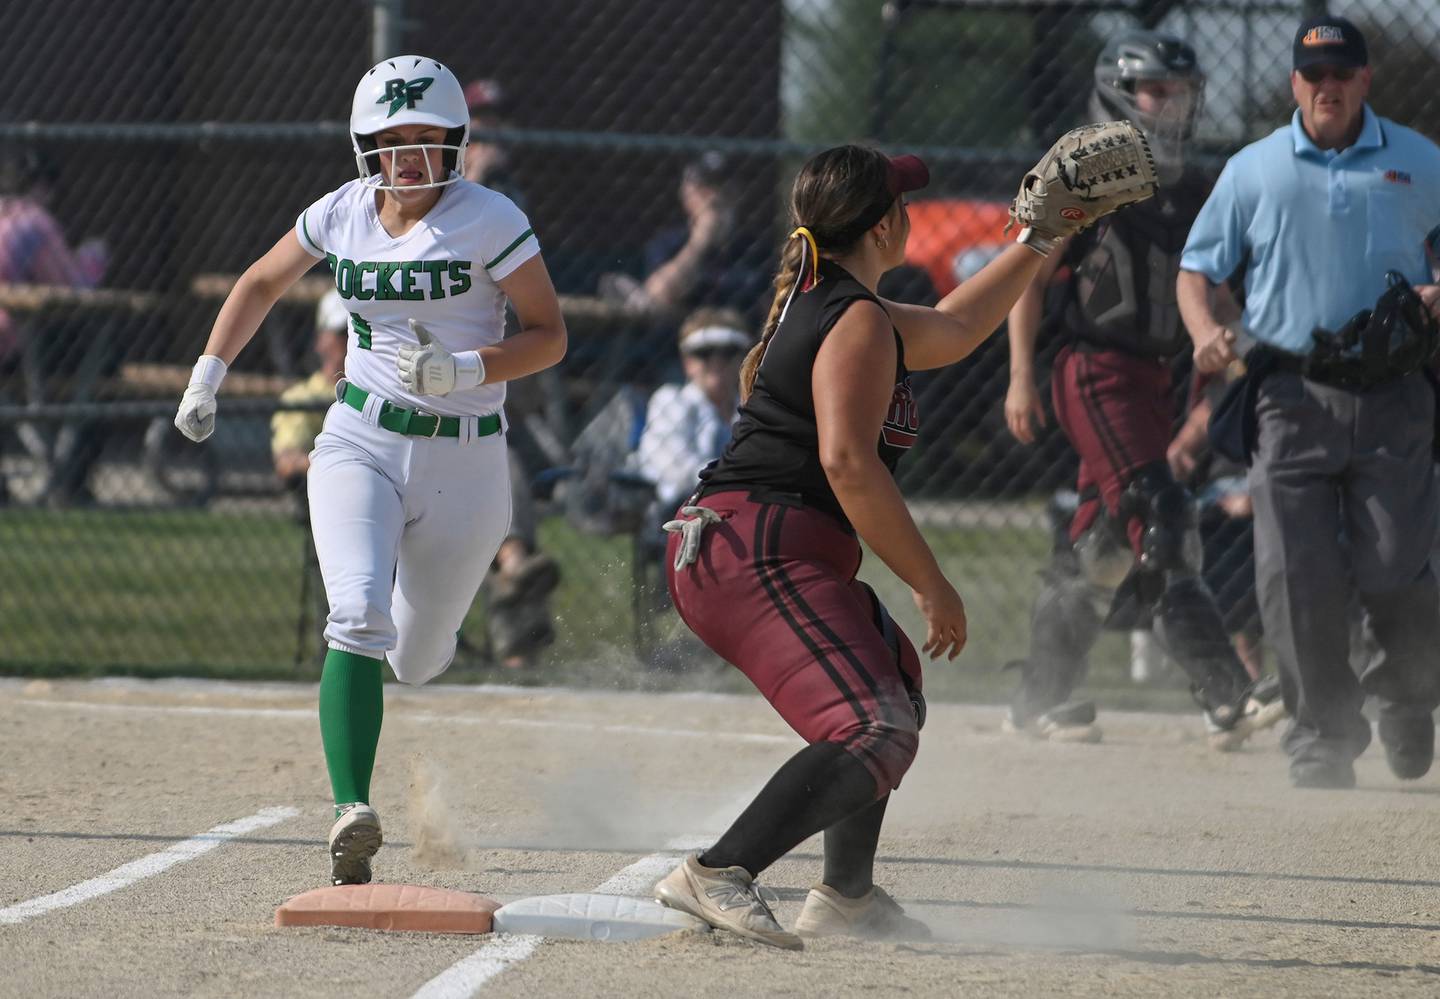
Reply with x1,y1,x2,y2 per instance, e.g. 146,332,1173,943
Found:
922,882,1137,953
529,759,724,851
407,756,472,869
406,751,735,866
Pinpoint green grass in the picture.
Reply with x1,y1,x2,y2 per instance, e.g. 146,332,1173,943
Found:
0,509,315,677
0,506,1195,712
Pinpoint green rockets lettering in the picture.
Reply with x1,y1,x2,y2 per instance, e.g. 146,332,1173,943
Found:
328,255,472,302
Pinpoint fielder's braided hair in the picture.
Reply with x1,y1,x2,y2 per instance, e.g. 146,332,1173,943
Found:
740,145,895,402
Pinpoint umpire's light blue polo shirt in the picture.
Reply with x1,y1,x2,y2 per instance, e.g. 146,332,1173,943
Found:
1181,104,1440,354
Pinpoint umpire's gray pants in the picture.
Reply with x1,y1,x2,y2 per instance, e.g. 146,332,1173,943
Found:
1249,371,1440,767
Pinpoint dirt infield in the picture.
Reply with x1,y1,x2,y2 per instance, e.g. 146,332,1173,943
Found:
3,677,1439,998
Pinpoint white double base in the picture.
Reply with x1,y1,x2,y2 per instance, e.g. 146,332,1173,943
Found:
492,893,710,941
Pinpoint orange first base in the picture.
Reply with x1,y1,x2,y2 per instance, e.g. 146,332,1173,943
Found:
275,884,500,933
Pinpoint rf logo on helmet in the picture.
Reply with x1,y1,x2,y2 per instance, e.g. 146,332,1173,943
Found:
377,77,434,117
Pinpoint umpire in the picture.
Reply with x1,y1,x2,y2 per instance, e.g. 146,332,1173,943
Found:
1178,14,1440,789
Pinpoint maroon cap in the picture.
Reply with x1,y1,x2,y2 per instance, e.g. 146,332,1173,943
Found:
464,79,505,114
886,154,930,196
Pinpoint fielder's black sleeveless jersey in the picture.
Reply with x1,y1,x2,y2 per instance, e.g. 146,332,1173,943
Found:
698,259,919,529
1058,168,1212,358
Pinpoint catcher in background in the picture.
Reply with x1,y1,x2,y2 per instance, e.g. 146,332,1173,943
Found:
655,129,1155,948
1002,32,1281,749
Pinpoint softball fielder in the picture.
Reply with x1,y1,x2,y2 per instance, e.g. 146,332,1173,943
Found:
655,133,1156,947
174,56,566,885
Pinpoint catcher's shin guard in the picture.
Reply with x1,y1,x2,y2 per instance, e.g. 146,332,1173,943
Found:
1153,576,1252,718
1008,564,1103,726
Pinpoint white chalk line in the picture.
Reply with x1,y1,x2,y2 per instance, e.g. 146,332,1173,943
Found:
406,934,545,999
16,698,791,746
0,805,299,925
410,807,742,997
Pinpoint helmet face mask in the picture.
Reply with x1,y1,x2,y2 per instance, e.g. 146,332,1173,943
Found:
1091,32,1204,178
350,56,469,191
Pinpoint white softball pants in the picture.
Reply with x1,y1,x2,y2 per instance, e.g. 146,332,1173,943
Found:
307,400,511,685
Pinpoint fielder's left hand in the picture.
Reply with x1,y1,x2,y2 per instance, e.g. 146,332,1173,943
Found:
397,319,485,396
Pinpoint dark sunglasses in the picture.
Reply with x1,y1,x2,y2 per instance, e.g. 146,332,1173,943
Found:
687,347,746,363
1299,65,1357,84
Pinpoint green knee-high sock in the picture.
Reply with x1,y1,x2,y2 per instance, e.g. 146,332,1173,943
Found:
319,649,384,807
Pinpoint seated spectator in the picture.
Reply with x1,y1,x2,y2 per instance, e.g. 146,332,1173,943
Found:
601,154,771,320
0,149,107,349
0,149,110,506
482,470,562,672
635,307,753,517
271,291,349,500
462,78,525,209
0,150,109,509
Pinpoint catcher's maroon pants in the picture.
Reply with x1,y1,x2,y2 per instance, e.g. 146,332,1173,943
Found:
667,490,922,793
1052,345,1175,553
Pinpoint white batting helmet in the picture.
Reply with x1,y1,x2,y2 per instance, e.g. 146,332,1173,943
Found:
350,55,468,190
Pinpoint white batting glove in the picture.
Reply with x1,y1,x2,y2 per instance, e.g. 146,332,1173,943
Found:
397,319,484,396
174,354,227,443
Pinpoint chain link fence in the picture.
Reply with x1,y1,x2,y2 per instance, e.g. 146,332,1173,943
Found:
2,0,1438,696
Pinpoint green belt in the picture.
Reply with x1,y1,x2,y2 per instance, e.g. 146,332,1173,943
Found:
338,381,501,439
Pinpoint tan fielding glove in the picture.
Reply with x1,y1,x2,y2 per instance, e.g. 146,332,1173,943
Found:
1007,120,1159,256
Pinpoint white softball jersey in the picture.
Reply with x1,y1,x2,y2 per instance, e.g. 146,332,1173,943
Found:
295,177,540,417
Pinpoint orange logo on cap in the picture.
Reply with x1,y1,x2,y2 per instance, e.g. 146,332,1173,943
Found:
1303,26,1345,46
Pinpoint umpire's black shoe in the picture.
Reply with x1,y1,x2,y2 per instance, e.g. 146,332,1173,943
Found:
1289,758,1356,790
1378,712,1435,781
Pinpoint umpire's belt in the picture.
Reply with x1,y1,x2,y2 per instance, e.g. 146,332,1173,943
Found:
337,379,501,439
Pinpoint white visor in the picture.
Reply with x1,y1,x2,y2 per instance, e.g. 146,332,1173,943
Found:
680,326,753,353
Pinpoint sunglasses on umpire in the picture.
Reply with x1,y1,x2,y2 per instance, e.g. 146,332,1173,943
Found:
1298,65,1358,84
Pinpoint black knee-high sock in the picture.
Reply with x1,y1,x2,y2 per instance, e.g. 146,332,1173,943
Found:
700,742,877,878
822,793,889,897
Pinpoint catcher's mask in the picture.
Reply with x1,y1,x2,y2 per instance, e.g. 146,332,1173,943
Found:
350,55,468,191
1091,32,1204,178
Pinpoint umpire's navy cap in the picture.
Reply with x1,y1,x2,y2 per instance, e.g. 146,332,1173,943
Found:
1293,15,1368,71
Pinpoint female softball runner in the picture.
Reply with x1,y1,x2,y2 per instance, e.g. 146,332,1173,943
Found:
173,56,565,886
654,136,1154,947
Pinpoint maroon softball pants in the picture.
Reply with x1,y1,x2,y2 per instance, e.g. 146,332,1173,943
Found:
666,490,922,793
1052,345,1175,553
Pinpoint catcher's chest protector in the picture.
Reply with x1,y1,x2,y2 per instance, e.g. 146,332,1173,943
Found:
1066,174,1212,358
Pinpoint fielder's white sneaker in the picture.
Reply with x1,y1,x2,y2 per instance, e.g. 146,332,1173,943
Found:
329,803,382,886
654,854,802,950
794,883,932,941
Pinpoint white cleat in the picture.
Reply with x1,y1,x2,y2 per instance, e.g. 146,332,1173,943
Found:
654,854,802,950
1204,700,1262,752
1207,686,1286,752
1005,701,1102,744
328,803,382,886
794,883,931,941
